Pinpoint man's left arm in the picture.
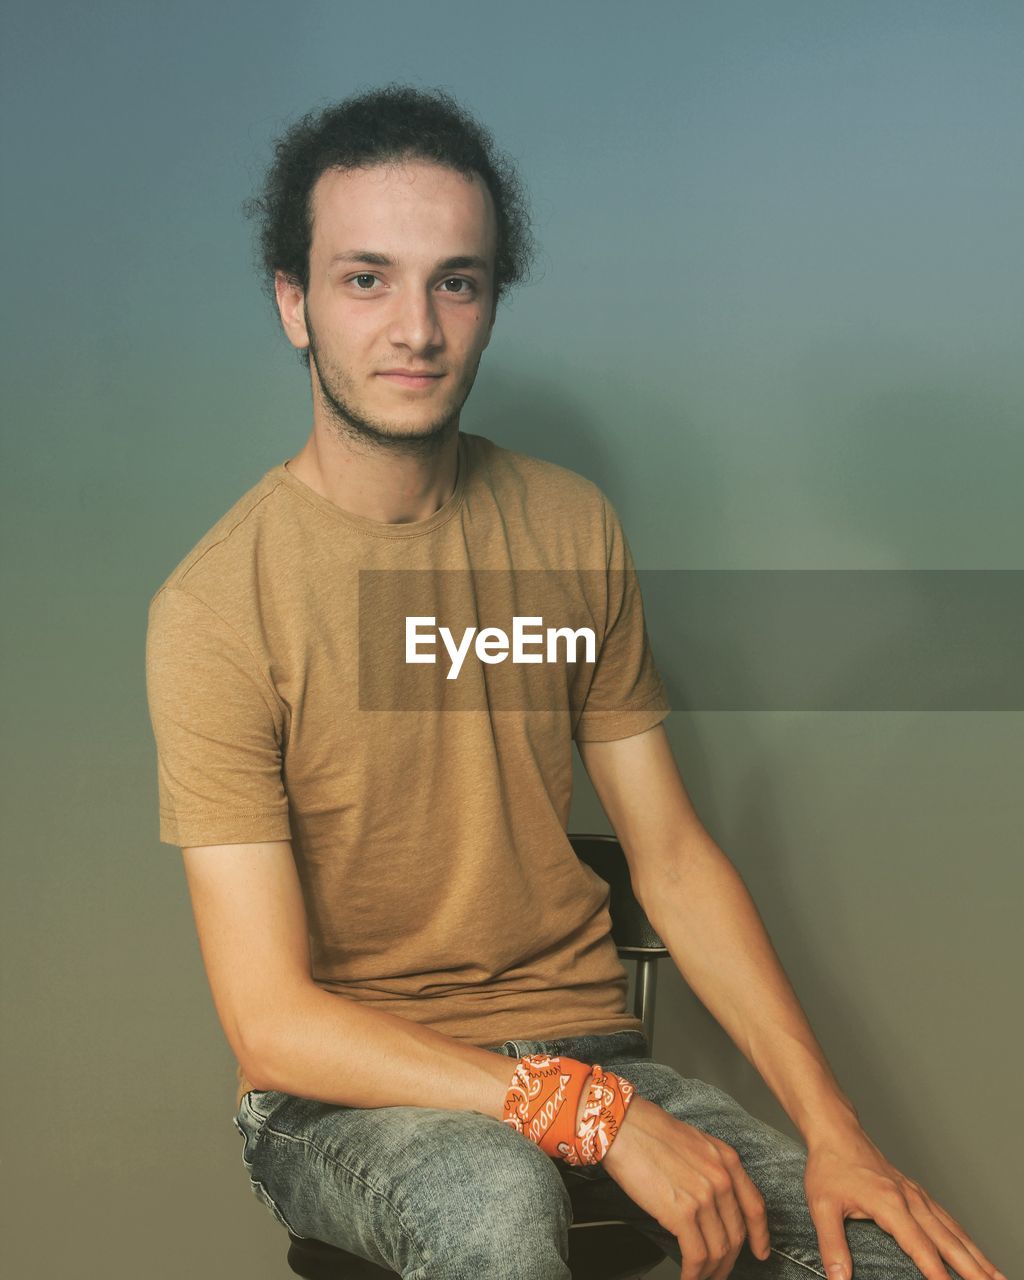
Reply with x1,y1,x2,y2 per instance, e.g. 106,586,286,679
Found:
578,723,1005,1280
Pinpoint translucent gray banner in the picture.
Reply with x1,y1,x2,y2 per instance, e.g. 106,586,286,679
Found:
639,569,1024,711
357,569,1024,712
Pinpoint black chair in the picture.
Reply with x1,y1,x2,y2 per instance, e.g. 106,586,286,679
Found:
284,833,672,1280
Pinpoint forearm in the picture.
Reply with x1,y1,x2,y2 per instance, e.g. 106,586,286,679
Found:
639,840,861,1145
247,985,515,1120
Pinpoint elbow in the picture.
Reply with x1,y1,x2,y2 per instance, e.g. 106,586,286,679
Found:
236,1011,285,1094
236,982,315,1093
237,1030,273,1094
241,1054,274,1094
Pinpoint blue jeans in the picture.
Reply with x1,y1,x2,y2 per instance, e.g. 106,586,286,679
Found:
233,1028,960,1279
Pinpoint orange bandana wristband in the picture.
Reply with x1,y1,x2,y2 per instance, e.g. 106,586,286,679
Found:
502,1054,634,1165
572,1063,635,1165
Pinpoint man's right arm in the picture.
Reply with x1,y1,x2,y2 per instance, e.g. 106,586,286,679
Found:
182,839,515,1118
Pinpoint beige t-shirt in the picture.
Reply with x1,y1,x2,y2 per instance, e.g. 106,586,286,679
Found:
145,430,671,1112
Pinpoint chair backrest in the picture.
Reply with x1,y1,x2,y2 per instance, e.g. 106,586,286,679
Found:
568,833,670,1053
568,833,669,953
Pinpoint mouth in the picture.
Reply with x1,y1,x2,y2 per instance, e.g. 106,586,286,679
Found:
378,372,446,389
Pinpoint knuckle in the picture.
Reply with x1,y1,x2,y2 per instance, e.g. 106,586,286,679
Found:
677,1235,705,1267
696,1178,720,1209
717,1142,742,1168
672,1186,699,1213
879,1183,907,1208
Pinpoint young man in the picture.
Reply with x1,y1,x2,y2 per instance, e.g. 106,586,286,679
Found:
145,85,1000,1280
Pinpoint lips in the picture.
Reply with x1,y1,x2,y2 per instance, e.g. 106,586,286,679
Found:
378,371,445,388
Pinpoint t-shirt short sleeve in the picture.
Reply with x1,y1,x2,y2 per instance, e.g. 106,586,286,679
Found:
572,495,671,743
145,585,292,847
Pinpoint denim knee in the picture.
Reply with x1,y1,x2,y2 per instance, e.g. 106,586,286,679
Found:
379,1108,574,1280
246,1097,576,1279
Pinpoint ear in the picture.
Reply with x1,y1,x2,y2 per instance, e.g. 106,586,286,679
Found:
274,270,310,352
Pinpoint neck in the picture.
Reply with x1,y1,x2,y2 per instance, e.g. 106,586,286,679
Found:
285,426,460,525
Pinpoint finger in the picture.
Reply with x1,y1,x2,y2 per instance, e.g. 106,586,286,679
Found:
701,1144,755,1277
705,1241,744,1280
710,1137,771,1261
707,1185,748,1280
904,1191,1006,1280
809,1199,853,1280
694,1188,732,1279
677,1213,713,1280
916,1190,1006,1279
865,1194,953,1280
701,1185,744,1280
703,1153,749,1250
706,1246,742,1280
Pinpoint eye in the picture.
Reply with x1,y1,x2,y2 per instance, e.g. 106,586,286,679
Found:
441,277,476,296
351,273,380,290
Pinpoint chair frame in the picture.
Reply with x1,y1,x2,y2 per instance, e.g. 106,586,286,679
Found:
283,832,672,1280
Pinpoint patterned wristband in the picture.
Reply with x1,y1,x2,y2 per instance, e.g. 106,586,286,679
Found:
572,1063,635,1165
502,1054,593,1161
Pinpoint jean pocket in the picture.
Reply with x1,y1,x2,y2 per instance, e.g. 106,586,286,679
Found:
247,1174,304,1235
233,1097,264,1170
232,1103,308,1238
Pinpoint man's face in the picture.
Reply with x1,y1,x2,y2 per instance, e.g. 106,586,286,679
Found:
285,159,498,453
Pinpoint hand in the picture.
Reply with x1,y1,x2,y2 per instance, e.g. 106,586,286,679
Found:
803,1122,1007,1280
602,1095,772,1280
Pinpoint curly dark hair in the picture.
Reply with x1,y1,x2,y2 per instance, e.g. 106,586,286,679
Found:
242,82,538,368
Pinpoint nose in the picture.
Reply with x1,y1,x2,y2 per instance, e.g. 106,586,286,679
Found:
386,284,445,355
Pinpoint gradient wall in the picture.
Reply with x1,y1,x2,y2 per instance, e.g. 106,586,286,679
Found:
1,1,1020,1275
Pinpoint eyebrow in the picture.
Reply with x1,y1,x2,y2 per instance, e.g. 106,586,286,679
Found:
328,250,490,273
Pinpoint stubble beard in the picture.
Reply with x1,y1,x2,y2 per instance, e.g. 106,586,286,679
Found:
305,314,482,463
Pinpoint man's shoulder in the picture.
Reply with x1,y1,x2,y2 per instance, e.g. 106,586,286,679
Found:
468,432,609,514
148,461,290,611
